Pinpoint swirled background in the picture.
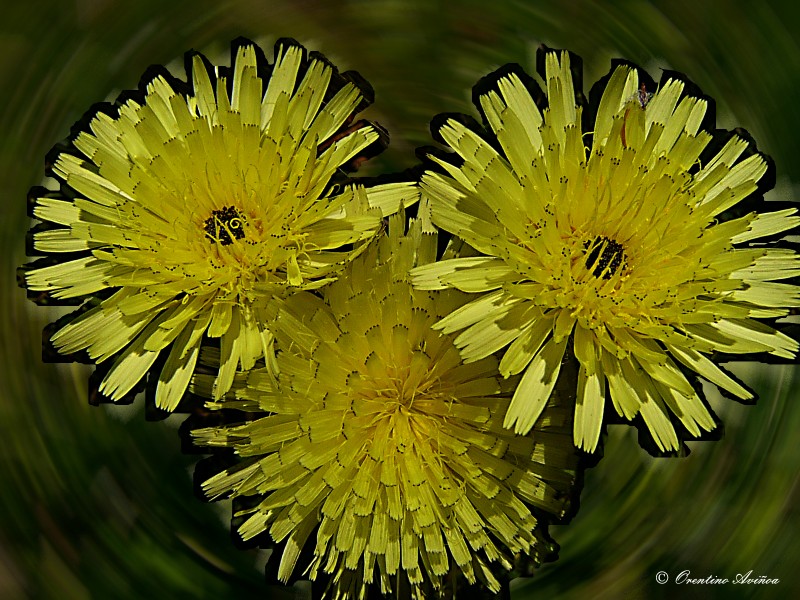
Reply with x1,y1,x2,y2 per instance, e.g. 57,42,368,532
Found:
3,1,798,598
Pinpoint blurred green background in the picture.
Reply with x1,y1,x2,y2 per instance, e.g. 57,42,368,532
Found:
2,1,798,598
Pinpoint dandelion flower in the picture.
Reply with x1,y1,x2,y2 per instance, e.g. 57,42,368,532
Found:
192,214,579,598
22,38,416,409
411,47,800,453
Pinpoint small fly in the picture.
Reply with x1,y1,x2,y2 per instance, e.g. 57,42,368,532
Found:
635,83,653,109
621,83,653,148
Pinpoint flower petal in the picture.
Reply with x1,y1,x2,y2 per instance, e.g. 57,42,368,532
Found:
505,336,568,434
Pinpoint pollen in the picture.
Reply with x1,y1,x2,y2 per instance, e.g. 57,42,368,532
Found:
204,206,246,246
584,236,627,279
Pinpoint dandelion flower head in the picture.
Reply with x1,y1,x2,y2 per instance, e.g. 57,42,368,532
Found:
192,214,579,598
412,47,800,453
23,39,416,410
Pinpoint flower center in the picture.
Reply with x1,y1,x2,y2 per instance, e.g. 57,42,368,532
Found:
204,206,246,246
584,236,627,279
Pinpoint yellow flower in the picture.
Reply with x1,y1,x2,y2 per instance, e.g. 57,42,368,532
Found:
411,48,800,453
23,39,416,410
192,214,579,598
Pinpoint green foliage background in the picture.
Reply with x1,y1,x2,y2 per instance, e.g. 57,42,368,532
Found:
2,1,798,598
